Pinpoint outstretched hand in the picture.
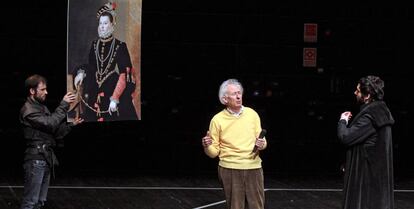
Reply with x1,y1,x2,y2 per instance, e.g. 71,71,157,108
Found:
255,137,266,151
108,101,118,115
340,111,352,124
63,92,76,103
74,72,85,89
72,117,84,126
202,131,212,148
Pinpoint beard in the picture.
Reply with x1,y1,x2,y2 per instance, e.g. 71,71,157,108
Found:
98,25,115,39
34,94,46,104
356,95,365,105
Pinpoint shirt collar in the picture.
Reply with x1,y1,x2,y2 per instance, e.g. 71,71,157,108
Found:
226,106,244,117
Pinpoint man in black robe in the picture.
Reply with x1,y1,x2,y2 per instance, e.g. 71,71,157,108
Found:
338,75,394,209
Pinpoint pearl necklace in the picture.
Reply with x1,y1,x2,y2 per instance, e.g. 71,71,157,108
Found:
94,39,119,88
96,38,116,63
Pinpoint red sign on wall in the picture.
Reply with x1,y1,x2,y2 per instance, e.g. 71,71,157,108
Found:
304,23,318,43
303,48,317,67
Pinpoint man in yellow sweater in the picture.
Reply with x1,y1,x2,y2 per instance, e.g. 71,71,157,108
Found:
202,78,267,209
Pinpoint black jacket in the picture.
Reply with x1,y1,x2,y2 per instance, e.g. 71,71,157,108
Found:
19,97,72,164
338,101,394,209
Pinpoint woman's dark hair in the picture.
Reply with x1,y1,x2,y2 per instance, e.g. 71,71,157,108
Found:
100,12,114,23
25,74,47,95
358,75,384,101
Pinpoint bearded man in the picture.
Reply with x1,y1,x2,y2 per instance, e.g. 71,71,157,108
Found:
338,75,394,209
19,74,83,209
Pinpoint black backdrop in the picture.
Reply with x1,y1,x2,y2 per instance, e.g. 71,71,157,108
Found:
1,1,413,178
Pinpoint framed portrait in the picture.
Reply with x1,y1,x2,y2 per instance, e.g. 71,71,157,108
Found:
67,0,142,122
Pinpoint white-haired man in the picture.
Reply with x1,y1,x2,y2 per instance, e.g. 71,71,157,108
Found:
202,78,267,209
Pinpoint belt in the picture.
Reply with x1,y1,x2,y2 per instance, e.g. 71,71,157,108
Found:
25,143,59,179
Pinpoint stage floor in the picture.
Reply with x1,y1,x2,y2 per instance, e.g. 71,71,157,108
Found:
1,173,413,209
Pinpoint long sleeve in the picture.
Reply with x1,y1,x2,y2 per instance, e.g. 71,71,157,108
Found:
205,108,264,169
23,100,70,134
254,114,267,150
205,119,220,158
54,122,72,139
337,114,376,146
111,73,127,102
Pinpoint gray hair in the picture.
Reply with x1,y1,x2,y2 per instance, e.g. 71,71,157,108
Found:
218,79,243,105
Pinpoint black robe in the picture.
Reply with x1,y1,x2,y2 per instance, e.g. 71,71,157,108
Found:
338,101,394,209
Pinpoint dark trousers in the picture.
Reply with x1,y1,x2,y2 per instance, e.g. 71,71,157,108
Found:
218,166,265,209
20,160,50,209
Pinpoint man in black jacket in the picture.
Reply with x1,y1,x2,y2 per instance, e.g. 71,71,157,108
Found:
338,75,394,209
19,74,83,209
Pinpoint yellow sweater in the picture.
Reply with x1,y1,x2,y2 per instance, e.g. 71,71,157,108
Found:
205,107,267,169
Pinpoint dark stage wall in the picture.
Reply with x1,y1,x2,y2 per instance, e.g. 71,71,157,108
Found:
1,2,413,177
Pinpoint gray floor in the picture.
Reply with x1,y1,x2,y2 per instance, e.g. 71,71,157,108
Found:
1,174,413,209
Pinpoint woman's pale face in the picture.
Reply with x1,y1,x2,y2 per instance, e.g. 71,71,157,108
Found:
98,16,112,34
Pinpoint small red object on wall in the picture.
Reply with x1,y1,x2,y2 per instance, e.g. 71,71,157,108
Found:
303,47,317,67
304,23,318,43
